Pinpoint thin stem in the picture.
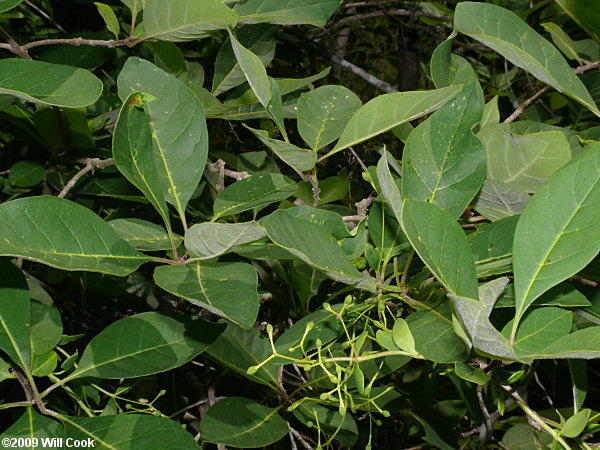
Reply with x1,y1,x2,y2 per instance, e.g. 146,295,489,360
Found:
130,0,138,38
498,384,571,449
58,158,115,198
504,60,600,123
0,400,35,410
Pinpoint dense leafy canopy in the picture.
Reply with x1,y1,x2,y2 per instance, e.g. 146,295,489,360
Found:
0,0,599,448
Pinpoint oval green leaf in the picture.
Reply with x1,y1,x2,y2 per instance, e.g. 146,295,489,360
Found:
235,0,341,26
200,397,287,448
70,312,225,379
185,221,266,259
117,57,209,225
0,259,31,371
228,28,271,108
109,218,183,251
512,143,600,333
325,85,462,158
244,125,317,175
263,209,375,291
142,0,237,41
63,414,199,449
297,85,362,151
154,262,260,328
455,2,600,116
0,59,102,108
213,173,296,218
0,197,150,276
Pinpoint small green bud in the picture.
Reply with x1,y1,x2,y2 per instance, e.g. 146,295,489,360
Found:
319,392,329,400
306,321,315,330
247,366,259,375
329,375,338,384
381,410,390,417
344,295,353,305
266,324,273,335
339,404,347,416
374,419,383,426
306,421,314,428
315,338,323,347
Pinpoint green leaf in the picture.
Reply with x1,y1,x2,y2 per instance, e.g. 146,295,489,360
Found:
244,125,316,175
535,327,600,359
325,85,462,158
472,180,530,221
0,0,23,13
266,77,288,141
30,298,62,357
94,2,120,39
392,318,416,354
402,81,486,218
0,259,31,370
146,41,187,77
295,171,349,206
142,0,237,41
506,307,573,359
263,210,375,290
512,143,600,334
154,262,259,328
400,199,478,299
0,197,150,276
0,59,102,108
205,323,278,387
274,307,343,360
8,160,45,187
454,362,490,385
62,414,200,449
117,57,209,226
480,96,500,129
213,24,276,96
556,0,600,42
109,218,183,251
0,409,62,446
542,22,582,62
297,85,362,151
376,150,403,223
455,2,600,117
561,408,591,438
185,221,266,259
228,28,271,108
449,278,518,360
235,0,341,26
213,173,296,218
201,397,287,447
113,92,172,231
407,301,469,363
294,403,358,447
470,215,518,276
501,424,553,449
71,312,224,379
495,283,591,309
478,124,571,193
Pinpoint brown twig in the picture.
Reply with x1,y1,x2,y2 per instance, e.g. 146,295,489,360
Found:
206,159,251,194
277,32,398,93
58,158,115,198
304,174,321,207
343,196,375,223
504,60,600,123
23,36,138,51
0,26,31,59
334,8,451,27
